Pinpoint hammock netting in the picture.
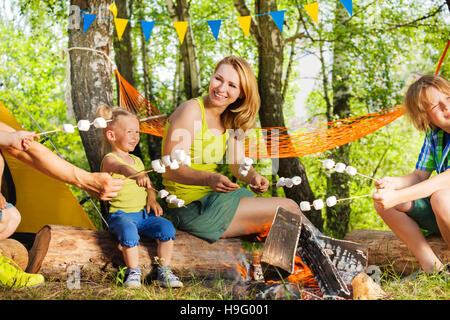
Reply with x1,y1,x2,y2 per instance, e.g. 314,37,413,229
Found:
115,68,404,159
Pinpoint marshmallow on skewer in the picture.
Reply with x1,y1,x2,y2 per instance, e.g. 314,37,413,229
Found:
238,167,248,177
62,124,75,133
312,199,324,210
276,177,286,188
162,155,172,167
158,189,169,199
182,156,191,167
169,160,180,170
77,120,91,131
284,178,294,188
243,157,253,166
151,159,165,173
322,159,335,170
334,163,346,173
174,199,185,208
291,176,302,186
93,117,107,129
300,201,311,212
345,166,357,176
174,149,186,163
326,196,337,207
166,194,178,204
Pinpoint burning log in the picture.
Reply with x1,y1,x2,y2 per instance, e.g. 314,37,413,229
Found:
26,225,247,280
0,238,29,271
344,229,450,275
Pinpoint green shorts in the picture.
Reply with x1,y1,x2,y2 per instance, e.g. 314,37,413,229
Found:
406,197,440,235
168,188,254,243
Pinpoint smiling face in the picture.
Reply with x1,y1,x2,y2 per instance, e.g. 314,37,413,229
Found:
208,63,242,108
425,86,450,133
107,115,140,152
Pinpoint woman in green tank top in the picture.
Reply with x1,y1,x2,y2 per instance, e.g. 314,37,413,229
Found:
162,56,311,243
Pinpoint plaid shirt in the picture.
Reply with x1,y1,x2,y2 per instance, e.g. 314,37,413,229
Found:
416,128,450,174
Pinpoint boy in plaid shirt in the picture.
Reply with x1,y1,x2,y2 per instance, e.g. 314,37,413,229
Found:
372,74,449,275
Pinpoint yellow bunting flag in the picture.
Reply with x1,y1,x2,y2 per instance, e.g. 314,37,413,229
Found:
303,2,319,24
114,18,129,40
174,21,189,44
110,2,118,18
237,16,251,37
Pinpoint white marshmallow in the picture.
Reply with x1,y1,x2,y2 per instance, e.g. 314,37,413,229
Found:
334,163,346,173
345,166,357,176
156,166,166,174
158,189,169,199
166,194,177,204
174,149,186,162
162,155,172,167
182,156,191,167
243,164,252,171
151,159,164,172
238,167,248,177
174,199,185,208
169,160,179,170
326,196,337,207
284,178,294,188
276,177,286,188
62,124,75,133
312,199,324,210
300,201,311,212
77,120,91,131
93,117,107,129
291,176,302,185
322,159,335,170
243,157,253,166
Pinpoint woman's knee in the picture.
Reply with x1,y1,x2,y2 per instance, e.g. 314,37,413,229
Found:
0,207,21,237
278,198,301,214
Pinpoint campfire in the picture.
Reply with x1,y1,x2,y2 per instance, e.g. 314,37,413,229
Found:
231,208,376,300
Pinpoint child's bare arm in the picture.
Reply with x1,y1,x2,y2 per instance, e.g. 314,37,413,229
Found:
375,170,431,190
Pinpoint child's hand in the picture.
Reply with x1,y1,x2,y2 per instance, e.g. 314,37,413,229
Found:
10,131,38,151
372,188,398,211
374,177,398,190
147,200,163,216
250,174,269,194
134,173,151,188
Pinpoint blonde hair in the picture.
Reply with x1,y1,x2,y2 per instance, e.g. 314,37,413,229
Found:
95,104,138,154
403,74,450,132
214,56,260,131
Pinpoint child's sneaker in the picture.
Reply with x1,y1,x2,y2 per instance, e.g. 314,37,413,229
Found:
156,266,183,288
124,267,142,288
0,254,44,288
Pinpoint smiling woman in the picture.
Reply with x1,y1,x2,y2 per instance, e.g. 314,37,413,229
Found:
161,56,316,244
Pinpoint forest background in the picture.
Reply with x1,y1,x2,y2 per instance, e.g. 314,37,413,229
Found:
0,0,449,239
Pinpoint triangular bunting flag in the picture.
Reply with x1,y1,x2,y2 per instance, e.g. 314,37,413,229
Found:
237,16,251,37
269,10,285,33
174,21,189,44
339,0,353,16
83,13,96,34
109,2,118,18
140,20,156,42
207,20,222,41
114,18,129,41
303,2,319,24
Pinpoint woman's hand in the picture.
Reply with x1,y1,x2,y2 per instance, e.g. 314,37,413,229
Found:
250,174,269,194
208,173,240,193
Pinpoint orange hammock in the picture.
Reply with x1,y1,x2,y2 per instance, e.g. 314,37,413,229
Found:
116,69,402,159
115,40,448,159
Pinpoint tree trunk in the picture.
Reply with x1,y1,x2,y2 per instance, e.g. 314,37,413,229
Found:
0,238,28,271
165,0,201,100
69,0,114,173
344,229,450,276
326,1,353,238
234,0,322,230
26,225,248,280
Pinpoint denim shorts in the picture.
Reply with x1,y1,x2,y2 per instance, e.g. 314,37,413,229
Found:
0,203,14,222
108,208,176,248
406,197,440,235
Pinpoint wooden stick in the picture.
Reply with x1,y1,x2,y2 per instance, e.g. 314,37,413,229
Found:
139,114,167,122
337,193,373,202
36,128,62,136
355,172,377,181
125,169,154,181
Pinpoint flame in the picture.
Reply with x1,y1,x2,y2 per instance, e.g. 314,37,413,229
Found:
286,255,319,288
256,222,272,242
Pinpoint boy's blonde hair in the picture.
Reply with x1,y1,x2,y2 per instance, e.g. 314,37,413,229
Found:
214,56,260,132
403,74,450,132
96,104,138,154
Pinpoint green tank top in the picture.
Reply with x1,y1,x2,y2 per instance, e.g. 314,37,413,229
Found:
162,97,229,206
101,153,147,213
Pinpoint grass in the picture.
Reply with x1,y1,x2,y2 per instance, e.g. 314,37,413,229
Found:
0,267,448,300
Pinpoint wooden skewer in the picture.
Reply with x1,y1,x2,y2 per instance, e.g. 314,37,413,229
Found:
336,193,373,202
355,172,377,181
36,128,63,136
125,169,154,180
139,114,167,122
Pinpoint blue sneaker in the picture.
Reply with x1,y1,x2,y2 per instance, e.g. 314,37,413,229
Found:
156,266,183,288
124,267,141,288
